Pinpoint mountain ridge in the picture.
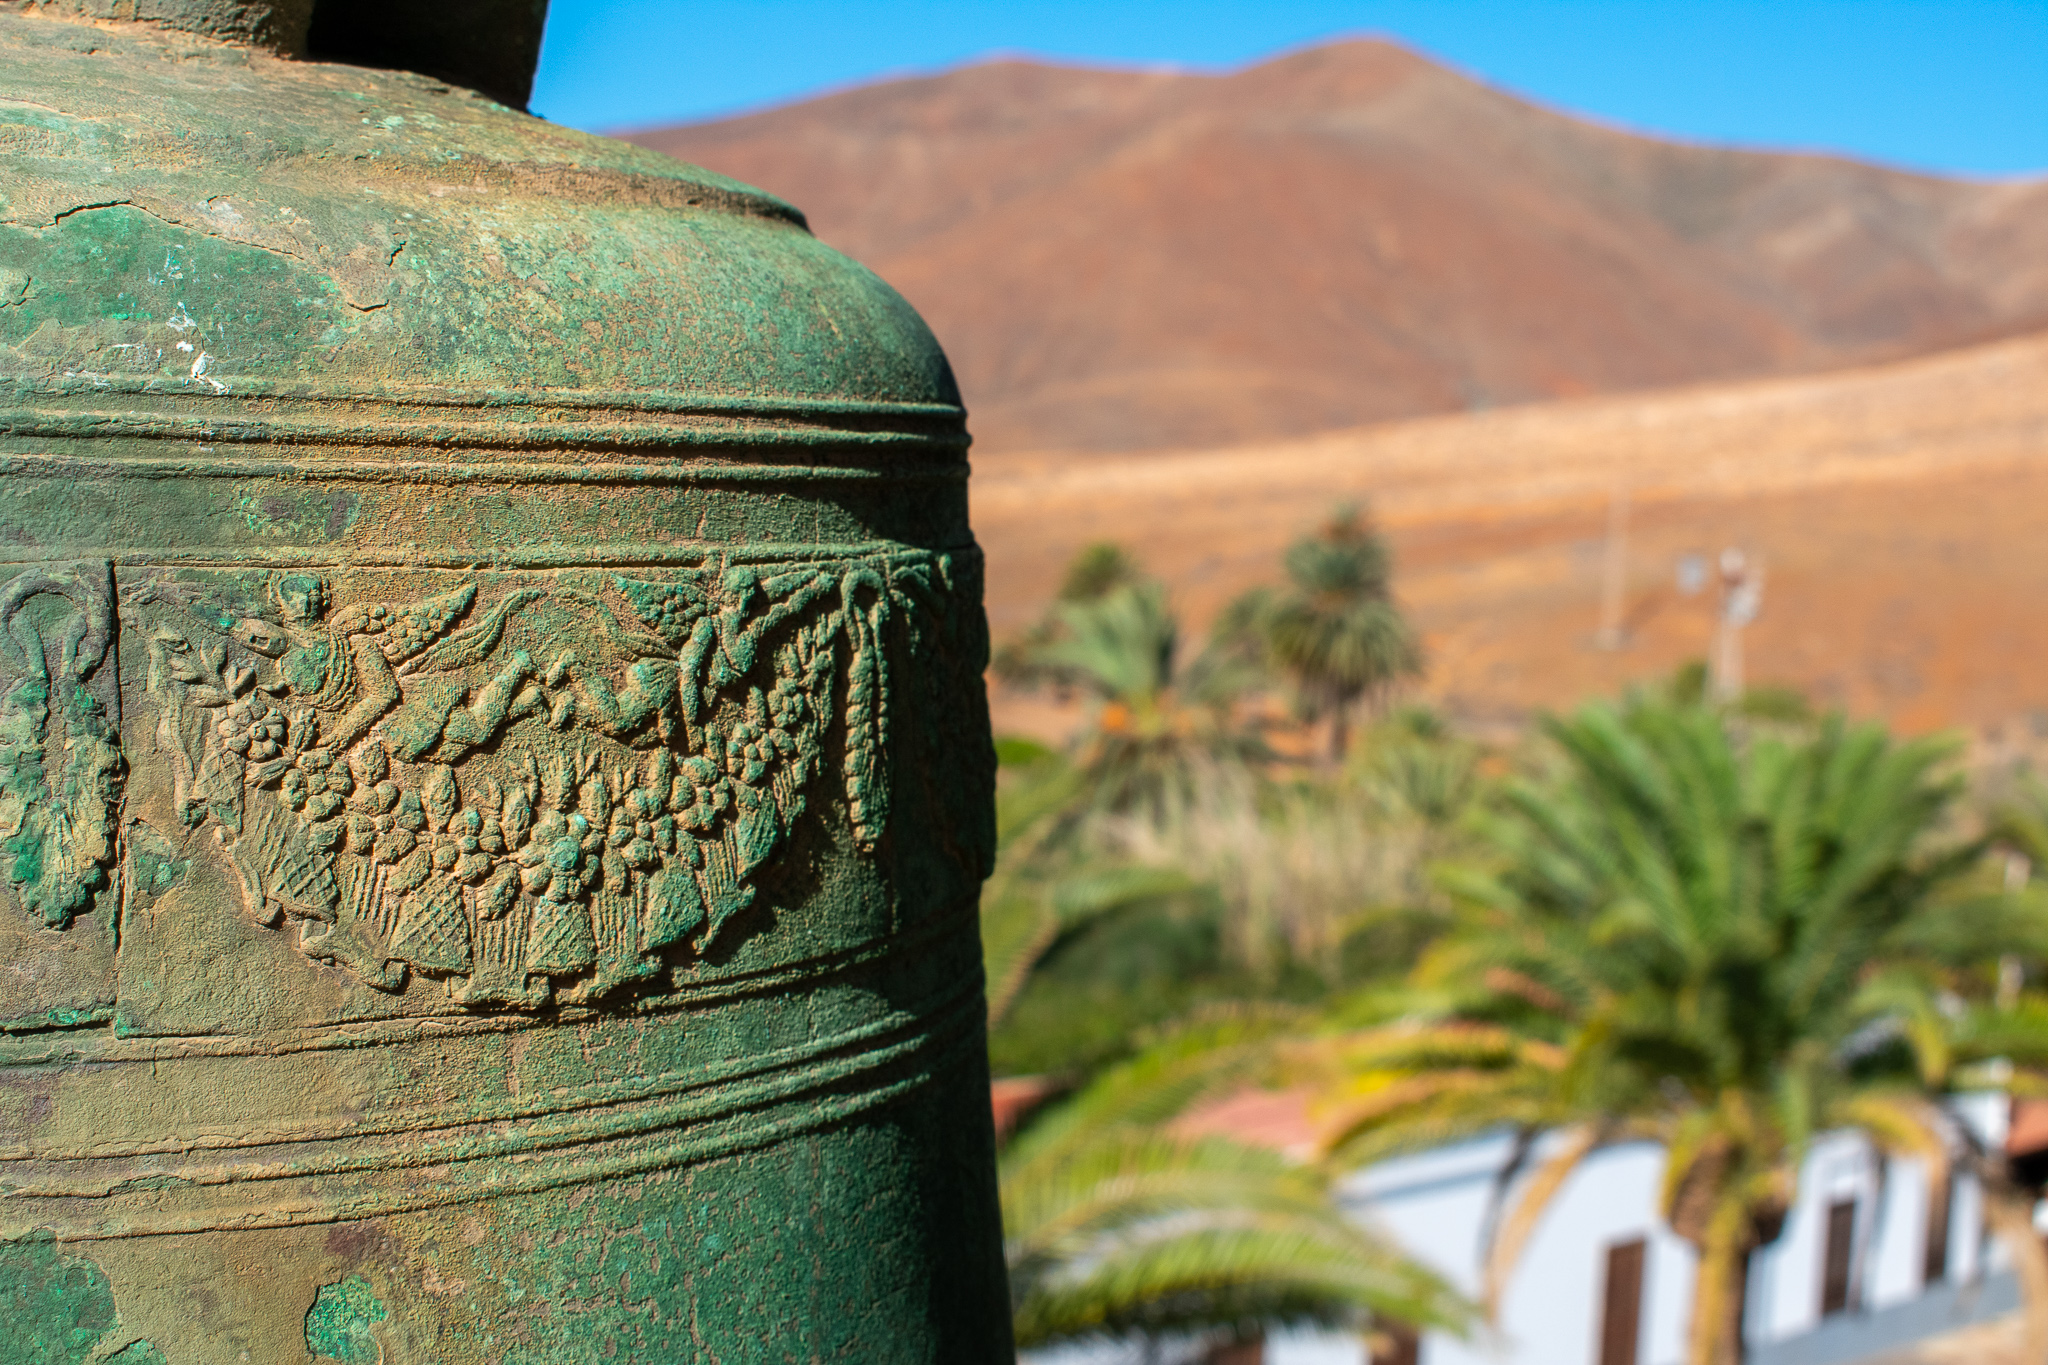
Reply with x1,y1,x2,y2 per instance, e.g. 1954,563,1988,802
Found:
628,39,2048,454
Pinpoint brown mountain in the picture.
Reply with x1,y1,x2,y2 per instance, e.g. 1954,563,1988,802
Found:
627,41,2048,455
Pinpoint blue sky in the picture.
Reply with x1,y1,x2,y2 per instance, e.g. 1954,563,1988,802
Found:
530,1,2048,178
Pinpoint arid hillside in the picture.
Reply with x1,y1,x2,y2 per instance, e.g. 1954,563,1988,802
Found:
632,41,2048,455
973,330,2048,738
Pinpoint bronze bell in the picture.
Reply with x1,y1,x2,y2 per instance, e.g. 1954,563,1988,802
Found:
0,2,1012,1360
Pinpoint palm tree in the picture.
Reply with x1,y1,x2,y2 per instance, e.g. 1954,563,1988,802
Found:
1355,705,1482,833
1058,541,1147,603
1256,506,1420,761
1836,978,2048,1359
1003,1021,1472,1356
1004,549,1262,816
1295,694,2032,1365
992,540,1145,689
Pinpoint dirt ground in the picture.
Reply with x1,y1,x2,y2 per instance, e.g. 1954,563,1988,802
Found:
974,330,2048,747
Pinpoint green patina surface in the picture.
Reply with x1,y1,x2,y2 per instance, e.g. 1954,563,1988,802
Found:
106,1342,170,1365
306,1276,389,1364
0,1235,160,1364
0,21,958,411
0,2,1009,1361
0,1237,114,1364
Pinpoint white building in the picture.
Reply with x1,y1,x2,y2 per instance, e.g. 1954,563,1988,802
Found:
1032,1094,2026,1365
1320,1093,2014,1365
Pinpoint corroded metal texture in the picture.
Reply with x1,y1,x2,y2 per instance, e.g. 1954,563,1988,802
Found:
0,9,1012,1362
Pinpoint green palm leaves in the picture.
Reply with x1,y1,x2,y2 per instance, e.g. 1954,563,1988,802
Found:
1255,506,1420,759
1005,1131,1462,1349
1000,553,1262,818
1003,1029,1471,1350
1304,695,2005,1365
983,527,1460,1353
1030,578,1180,706
999,511,1425,807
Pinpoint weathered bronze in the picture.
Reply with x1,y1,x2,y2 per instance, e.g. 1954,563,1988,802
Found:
0,3,1012,1360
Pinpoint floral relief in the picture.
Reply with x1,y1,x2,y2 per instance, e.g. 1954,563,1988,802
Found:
83,548,992,1008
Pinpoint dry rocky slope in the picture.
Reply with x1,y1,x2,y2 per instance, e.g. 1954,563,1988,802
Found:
632,40,2048,455
972,330,2048,738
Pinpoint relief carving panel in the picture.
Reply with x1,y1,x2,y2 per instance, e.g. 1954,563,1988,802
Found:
0,548,994,1019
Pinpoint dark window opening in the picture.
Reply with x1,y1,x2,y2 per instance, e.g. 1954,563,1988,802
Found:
1923,1173,1952,1284
1371,1323,1420,1365
1599,1238,1646,1365
1204,1337,1264,1365
1821,1199,1858,1317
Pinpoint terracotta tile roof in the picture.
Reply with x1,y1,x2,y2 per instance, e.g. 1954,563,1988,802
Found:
991,1076,1063,1142
1170,1088,1319,1160
2007,1099,2048,1157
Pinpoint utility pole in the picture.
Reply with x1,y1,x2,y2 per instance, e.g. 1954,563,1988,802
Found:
1711,548,1764,704
1595,483,1630,650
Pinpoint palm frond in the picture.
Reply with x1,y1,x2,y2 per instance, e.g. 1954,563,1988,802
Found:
1307,688,2003,1365
1483,1124,1609,1315
1009,1010,1298,1170
1012,1212,1467,1348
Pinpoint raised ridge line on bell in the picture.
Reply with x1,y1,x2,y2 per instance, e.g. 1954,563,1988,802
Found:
0,959,987,1168
0,402,969,451
0,1002,989,1241
0,886,983,1072
0,541,984,571
0,392,970,452
0,411,970,452
4,375,967,421
0,452,972,487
